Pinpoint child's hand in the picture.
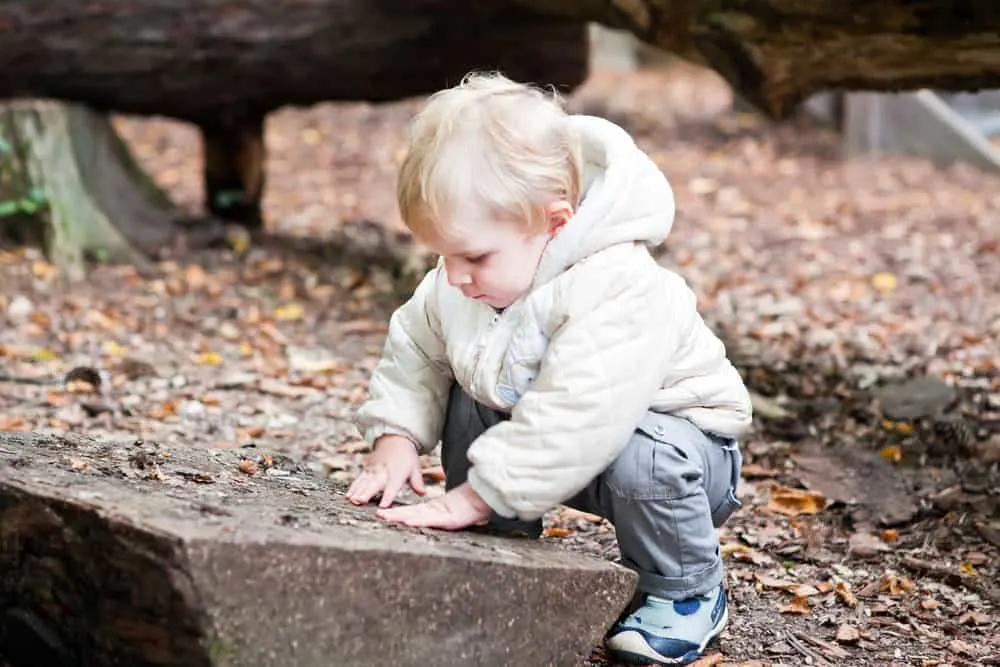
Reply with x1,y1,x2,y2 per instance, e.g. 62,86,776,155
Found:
375,481,491,530
346,435,426,508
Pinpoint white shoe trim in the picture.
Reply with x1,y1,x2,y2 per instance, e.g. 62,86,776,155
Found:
606,605,729,665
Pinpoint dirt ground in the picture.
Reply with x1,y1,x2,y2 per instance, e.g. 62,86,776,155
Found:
1,62,998,666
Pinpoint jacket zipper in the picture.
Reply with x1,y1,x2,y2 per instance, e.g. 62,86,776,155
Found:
470,308,503,390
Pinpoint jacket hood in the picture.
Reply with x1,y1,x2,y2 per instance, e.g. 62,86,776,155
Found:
532,115,675,287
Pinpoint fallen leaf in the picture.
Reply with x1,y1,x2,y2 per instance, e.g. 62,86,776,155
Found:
959,562,979,577
957,611,990,626
767,486,827,516
0,416,29,431
722,543,772,566
790,583,823,597
335,439,370,454
238,458,259,475
196,351,223,365
880,529,899,543
557,507,605,523
879,573,916,595
834,578,858,607
871,272,898,292
258,379,321,398
754,573,797,591
338,319,389,335
320,454,353,473
688,655,723,667
948,639,975,657
835,624,860,644
240,425,266,439
543,527,575,538
879,444,903,463
46,390,69,406
778,595,811,614
274,302,305,321
31,348,57,362
147,400,178,419
421,466,446,483
68,458,89,472
741,463,780,478
920,597,939,610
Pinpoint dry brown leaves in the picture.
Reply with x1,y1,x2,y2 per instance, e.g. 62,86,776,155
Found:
3,61,999,666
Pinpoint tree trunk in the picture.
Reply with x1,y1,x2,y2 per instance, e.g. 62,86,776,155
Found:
518,0,1000,118
0,101,174,280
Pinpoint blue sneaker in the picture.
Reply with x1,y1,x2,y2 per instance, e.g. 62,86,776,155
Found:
605,584,728,665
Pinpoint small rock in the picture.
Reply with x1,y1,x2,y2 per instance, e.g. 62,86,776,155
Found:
949,639,976,657
286,346,347,373
847,531,889,560
267,413,300,429
215,372,257,390
749,391,794,420
6,295,34,321
805,328,839,349
757,297,805,317
178,400,206,419
972,433,1000,463
873,375,956,420
118,357,158,380
929,485,965,512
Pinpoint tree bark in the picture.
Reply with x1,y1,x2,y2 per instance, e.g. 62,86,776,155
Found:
0,431,636,667
0,101,172,279
0,2,588,125
517,0,1000,118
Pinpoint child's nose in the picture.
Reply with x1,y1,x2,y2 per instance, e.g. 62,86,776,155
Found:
444,259,472,286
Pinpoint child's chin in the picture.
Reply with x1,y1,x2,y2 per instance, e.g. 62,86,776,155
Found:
483,296,513,309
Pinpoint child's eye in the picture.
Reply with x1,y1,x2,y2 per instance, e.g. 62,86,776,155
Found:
467,253,490,264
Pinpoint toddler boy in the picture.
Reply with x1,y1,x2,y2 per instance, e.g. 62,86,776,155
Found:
348,72,752,666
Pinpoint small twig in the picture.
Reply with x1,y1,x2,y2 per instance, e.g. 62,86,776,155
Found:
785,630,831,666
0,372,60,385
900,555,1000,605
793,631,851,660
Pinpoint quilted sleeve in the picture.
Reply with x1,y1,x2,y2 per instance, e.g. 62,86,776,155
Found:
465,266,676,520
353,267,453,453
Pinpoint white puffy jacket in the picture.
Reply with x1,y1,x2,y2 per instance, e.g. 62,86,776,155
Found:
354,115,752,521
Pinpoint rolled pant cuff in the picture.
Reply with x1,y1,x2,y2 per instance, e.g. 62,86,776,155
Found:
626,557,724,600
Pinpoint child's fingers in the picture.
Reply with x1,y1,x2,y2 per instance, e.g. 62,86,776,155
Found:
346,468,387,505
408,466,427,496
377,472,407,509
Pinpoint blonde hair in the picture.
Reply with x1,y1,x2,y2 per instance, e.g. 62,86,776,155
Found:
397,71,582,241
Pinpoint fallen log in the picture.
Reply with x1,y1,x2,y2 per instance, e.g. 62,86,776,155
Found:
518,0,1000,118
0,431,635,667
0,1,589,231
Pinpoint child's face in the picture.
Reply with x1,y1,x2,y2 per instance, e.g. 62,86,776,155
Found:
421,202,571,309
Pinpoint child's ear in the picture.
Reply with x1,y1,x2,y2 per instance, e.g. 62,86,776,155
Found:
545,200,573,239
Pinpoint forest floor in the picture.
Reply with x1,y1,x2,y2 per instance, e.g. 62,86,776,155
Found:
2,61,998,666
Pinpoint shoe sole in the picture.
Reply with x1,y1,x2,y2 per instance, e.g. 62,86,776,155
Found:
607,604,729,666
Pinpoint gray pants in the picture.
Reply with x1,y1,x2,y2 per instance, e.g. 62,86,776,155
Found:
441,383,743,600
